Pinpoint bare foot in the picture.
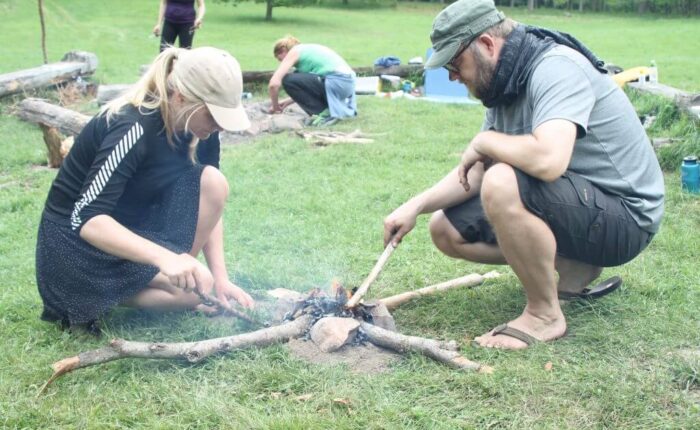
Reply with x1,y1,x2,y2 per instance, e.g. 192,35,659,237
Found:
474,310,567,350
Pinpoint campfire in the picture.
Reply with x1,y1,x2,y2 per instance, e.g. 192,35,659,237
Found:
38,245,499,394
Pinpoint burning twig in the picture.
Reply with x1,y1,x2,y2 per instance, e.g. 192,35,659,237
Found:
379,271,501,310
346,242,397,308
38,315,313,395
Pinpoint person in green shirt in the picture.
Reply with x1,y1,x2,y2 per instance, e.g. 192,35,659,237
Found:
268,36,357,126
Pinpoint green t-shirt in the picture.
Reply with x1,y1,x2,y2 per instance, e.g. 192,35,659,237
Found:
295,44,352,76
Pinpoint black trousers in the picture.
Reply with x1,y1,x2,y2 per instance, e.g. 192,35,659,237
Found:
282,73,328,115
160,20,194,52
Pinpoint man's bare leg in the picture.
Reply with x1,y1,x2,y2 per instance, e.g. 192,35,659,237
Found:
556,257,603,295
429,210,506,264
466,164,566,349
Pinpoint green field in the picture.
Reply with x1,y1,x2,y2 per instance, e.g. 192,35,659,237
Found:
1,1,698,428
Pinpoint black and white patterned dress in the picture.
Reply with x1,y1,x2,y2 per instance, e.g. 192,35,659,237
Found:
36,105,220,327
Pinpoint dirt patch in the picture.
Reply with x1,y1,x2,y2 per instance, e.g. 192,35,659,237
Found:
286,337,400,374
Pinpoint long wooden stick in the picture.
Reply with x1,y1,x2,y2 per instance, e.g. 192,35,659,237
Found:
360,322,492,373
38,314,313,395
379,271,501,310
346,242,397,308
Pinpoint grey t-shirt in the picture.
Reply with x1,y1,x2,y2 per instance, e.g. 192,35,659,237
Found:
483,45,664,233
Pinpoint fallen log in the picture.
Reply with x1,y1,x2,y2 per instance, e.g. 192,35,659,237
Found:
359,322,492,373
39,314,313,395
379,271,501,310
240,64,423,84
16,97,90,137
0,51,98,98
628,81,700,119
96,84,130,106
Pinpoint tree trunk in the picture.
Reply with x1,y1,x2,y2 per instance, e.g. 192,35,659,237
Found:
265,0,273,21
39,124,65,168
38,0,48,64
0,51,97,98
579,0,584,12
528,0,536,10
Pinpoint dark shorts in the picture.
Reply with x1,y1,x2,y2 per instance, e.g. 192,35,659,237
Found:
443,169,654,267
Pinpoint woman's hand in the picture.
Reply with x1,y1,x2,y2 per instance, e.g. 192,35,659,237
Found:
158,253,214,297
152,24,161,37
214,279,256,309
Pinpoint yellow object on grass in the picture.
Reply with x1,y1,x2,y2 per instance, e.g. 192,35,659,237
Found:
612,66,655,87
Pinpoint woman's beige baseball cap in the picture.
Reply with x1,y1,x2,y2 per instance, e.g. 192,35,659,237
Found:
173,47,251,132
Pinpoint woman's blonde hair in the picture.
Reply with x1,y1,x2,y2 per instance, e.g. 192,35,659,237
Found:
273,35,300,57
103,47,205,154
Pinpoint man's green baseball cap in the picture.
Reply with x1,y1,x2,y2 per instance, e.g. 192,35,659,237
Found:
424,0,506,70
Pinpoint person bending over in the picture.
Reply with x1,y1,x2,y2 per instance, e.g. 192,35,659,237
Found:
268,36,357,127
153,0,205,52
383,0,664,349
36,46,254,334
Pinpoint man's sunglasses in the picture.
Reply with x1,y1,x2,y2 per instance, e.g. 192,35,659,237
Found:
443,41,471,73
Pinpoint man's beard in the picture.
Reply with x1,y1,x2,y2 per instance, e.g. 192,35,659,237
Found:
469,48,496,102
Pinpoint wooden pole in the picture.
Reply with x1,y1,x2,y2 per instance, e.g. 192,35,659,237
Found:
379,271,501,310
346,243,397,308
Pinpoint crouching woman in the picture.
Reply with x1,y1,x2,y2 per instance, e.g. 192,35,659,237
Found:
268,36,357,126
36,46,255,334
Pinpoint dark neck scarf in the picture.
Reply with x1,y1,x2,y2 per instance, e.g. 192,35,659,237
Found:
481,24,607,108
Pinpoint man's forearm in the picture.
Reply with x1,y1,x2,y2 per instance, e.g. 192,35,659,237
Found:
410,165,483,214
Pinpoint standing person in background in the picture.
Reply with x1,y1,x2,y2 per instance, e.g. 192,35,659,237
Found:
36,47,254,335
268,36,357,127
153,0,206,52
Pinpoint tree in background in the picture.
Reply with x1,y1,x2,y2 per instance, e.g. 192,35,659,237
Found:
495,0,700,13
38,0,48,63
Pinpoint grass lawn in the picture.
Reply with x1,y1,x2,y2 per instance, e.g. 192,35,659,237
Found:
1,1,699,428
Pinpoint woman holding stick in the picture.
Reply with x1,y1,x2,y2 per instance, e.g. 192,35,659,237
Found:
36,46,254,335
